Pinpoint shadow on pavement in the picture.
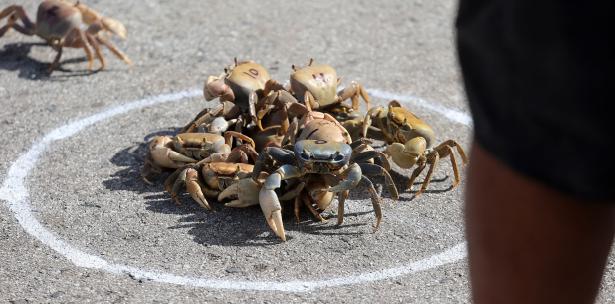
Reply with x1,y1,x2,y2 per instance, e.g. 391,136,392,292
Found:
0,42,99,80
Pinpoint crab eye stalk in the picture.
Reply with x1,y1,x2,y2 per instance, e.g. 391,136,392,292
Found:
333,153,345,162
300,150,310,161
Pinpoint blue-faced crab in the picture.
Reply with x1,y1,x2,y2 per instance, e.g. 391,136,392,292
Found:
245,104,398,241
363,100,468,196
0,0,131,72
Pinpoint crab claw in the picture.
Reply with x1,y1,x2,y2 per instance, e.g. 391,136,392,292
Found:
149,136,197,168
101,17,127,39
259,188,286,241
218,178,260,208
204,75,234,101
185,168,211,210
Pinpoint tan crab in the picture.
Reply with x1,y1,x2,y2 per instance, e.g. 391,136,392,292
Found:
141,131,257,184
204,59,271,125
363,100,469,196
165,162,258,210
180,101,242,134
0,0,131,72
281,59,371,116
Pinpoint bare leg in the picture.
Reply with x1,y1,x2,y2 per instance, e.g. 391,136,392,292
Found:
466,143,615,304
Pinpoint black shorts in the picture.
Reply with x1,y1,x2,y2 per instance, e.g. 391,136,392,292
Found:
456,1,615,200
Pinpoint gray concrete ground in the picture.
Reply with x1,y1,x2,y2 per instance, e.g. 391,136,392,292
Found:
0,0,613,303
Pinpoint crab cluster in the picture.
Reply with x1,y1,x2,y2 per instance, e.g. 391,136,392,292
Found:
142,59,468,241
1,2,468,240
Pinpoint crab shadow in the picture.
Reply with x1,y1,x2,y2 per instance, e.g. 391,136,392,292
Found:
103,130,379,246
0,42,100,80
165,202,373,246
102,128,181,195
386,170,455,202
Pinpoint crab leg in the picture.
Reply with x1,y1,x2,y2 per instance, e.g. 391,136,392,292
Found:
184,168,211,210
325,163,362,193
337,81,371,111
279,181,305,201
181,105,222,133
85,32,105,70
224,130,255,149
302,196,325,222
248,91,259,125
0,5,34,32
141,154,163,184
304,91,318,112
293,196,302,223
0,14,34,37
352,149,392,171
416,152,440,196
167,167,189,205
281,119,298,146
358,176,383,230
95,35,132,65
226,144,259,163
407,156,427,192
337,190,349,225
252,146,295,180
48,44,64,73
260,165,303,241
262,79,285,97
440,139,469,164
0,14,16,38
359,163,399,200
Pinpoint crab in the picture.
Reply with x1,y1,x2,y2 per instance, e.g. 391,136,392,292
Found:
180,101,242,134
165,161,258,210
141,131,258,184
0,0,131,72
255,138,399,241
204,59,271,126
245,104,398,241
362,100,469,196
248,87,313,150
264,59,371,120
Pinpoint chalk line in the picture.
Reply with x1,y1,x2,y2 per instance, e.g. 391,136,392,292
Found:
0,88,469,292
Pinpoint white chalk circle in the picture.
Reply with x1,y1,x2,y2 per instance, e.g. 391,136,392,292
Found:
0,88,471,292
